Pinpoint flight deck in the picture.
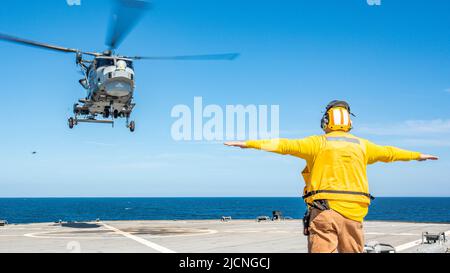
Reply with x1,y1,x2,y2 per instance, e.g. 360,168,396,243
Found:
0,220,449,253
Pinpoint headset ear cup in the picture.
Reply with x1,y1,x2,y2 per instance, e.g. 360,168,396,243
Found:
321,113,329,131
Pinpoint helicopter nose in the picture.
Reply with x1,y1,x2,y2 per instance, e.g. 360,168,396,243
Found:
104,80,132,97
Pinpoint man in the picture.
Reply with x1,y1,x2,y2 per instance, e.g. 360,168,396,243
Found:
225,100,438,253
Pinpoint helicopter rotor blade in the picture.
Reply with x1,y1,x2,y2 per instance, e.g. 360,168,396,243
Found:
0,33,101,57
0,33,78,53
129,53,240,61
106,0,151,50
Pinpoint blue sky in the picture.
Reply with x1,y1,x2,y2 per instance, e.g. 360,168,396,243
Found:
0,0,449,197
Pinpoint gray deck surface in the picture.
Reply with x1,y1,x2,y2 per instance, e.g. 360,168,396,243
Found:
0,220,449,253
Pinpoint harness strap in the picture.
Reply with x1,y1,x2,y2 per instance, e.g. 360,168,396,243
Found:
303,190,375,200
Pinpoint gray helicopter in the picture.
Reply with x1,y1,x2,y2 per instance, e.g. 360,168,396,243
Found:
0,0,238,132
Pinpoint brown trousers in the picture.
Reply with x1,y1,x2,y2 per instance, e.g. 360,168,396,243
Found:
308,209,365,253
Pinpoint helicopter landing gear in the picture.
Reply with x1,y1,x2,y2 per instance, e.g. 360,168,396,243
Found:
103,109,110,119
69,105,135,132
73,103,80,115
125,115,135,133
129,121,136,132
68,117,75,129
69,116,114,128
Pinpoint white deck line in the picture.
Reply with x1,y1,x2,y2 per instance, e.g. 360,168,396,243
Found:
365,232,418,236
101,222,176,253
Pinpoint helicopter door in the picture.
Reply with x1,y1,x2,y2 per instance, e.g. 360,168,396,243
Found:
87,66,98,97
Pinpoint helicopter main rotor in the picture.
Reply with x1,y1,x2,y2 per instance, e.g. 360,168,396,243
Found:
0,0,239,61
107,0,151,51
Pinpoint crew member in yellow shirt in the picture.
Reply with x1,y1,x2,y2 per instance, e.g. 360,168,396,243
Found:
225,100,438,253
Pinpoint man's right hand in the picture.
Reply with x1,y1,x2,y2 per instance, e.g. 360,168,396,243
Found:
419,154,439,161
224,141,248,149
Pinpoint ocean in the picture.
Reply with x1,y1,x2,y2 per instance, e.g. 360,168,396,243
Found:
0,197,449,224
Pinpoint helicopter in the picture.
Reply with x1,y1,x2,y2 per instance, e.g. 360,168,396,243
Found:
0,0,239,132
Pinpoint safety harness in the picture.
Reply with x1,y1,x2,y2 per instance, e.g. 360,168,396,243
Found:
303,190,375,201
302,191,375,236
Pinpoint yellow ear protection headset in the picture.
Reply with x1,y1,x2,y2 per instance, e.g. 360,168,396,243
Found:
321,100,354,132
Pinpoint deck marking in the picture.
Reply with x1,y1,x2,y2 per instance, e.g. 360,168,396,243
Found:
147,229,218,239
101,222,176,253
395,230,450,252
23,230,122,240
394,239,423,252
366,232,418,236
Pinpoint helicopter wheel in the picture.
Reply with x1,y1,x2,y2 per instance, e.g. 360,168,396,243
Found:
103,109,110,119
129,121,135,133
73,103,80,115
68,118,75,129
113,110,119,119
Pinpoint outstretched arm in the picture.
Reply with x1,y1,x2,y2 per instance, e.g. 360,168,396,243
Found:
225,137,321,159
365,140,439,164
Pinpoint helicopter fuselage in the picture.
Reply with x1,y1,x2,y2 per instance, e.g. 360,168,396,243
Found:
75,57,136,121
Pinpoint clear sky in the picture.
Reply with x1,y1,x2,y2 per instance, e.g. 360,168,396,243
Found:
0,0,449,197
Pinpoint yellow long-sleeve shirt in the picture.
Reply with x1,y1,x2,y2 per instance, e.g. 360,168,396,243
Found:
246,131,421,222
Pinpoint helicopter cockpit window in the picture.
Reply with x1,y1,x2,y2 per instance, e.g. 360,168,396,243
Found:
96,59,115,68
125,60,134,69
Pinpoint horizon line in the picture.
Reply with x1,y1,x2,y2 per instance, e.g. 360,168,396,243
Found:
0,196,449,199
